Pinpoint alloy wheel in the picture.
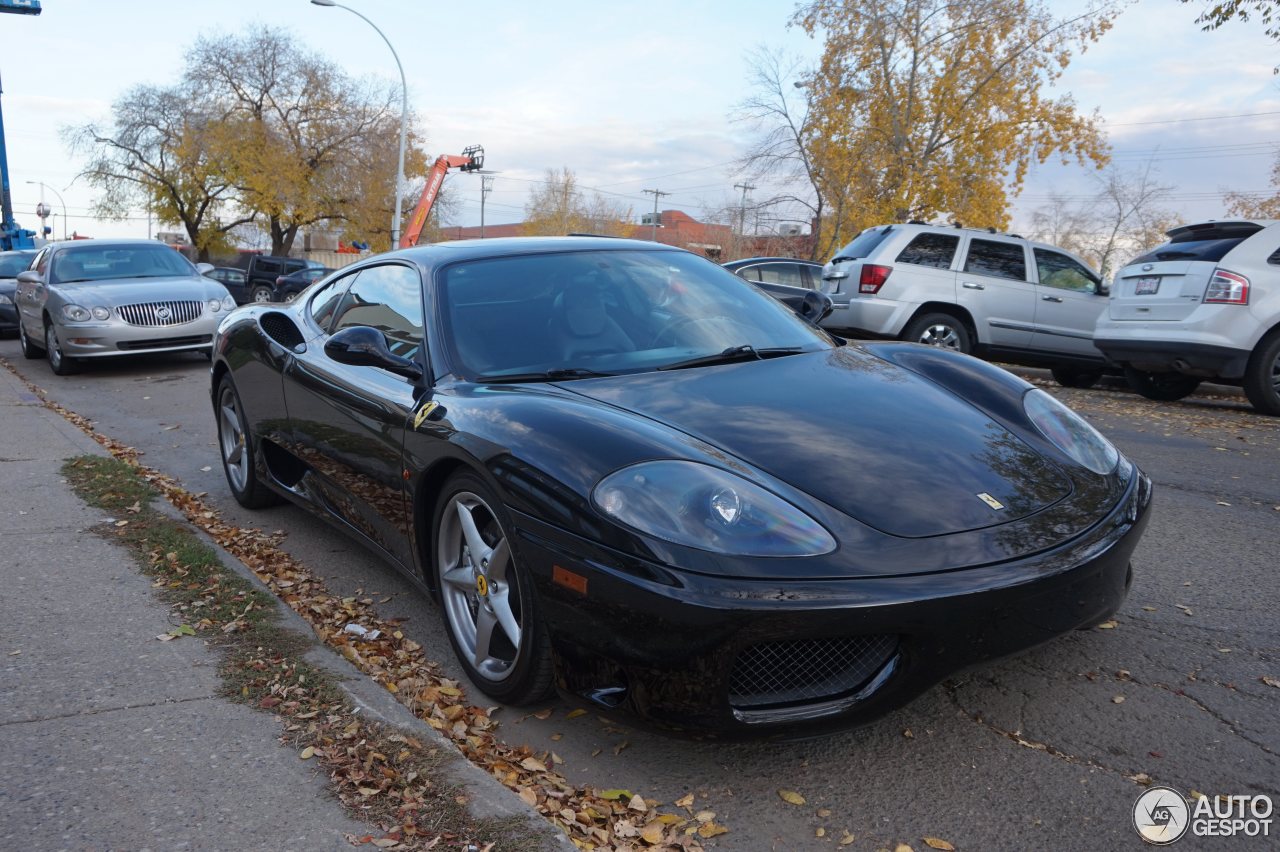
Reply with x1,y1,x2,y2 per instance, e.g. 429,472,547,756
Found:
918,322,962,350
218,384,248,492
437,492,524,682
45,325,63,370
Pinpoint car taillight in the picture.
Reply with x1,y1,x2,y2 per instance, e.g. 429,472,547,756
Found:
859,264,892,294
1204,268,1249,304
276,276,285,286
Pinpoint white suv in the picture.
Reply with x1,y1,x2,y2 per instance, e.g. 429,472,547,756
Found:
820,223,1110,387
1094,220,1280,415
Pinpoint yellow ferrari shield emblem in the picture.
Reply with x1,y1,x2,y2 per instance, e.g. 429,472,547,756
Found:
977,492,1005,511
476,574,489,597
413,400,438,430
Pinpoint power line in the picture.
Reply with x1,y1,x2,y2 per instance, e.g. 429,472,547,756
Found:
1106,110,1280,127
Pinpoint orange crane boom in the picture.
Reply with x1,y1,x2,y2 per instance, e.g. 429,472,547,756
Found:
399,145,484,249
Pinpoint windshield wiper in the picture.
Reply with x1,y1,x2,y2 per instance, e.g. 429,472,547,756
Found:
474,368,616,383
658,345,804,371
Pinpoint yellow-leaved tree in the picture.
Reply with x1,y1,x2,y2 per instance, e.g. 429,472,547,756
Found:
522,168,634,237
744,0,1119,258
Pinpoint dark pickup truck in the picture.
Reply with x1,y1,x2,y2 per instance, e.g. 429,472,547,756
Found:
244,256,321,303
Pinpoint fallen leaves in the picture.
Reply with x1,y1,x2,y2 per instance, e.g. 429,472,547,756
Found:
924,838,956,851
778,789,806,806
1096,619,1118,629
1261,676,1280,689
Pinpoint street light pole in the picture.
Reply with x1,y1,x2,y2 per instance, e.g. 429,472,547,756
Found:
311,0,408,249
26,180,66,240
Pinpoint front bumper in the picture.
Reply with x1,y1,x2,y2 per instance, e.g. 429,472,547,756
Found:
55,318,219,358
516,466,1152,736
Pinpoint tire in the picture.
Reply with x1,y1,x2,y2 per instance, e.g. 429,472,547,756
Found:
1052,367,1103,389
249,285,274,303
283,292,297,303
18,321,44,359
215,375,279,508
1243,330,1280,416
432,471,554,705
902,312,972,354
44,323,79,376
1123,366,1201,402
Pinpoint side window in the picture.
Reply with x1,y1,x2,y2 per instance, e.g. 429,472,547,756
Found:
755,263,806,288
734,266,762,282
1034,249,1099,293
34,247,49,276
964,239,1027,281
310,271,359,331
330,264,424,362
895,233,959,270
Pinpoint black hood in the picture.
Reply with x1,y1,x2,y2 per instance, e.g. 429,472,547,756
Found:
562,347,1071,538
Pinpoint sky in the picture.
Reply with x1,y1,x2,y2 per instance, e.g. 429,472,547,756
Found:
0,0,1277,247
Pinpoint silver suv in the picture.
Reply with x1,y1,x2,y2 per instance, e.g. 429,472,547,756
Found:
1094,220,1280,415
820,223,1110,387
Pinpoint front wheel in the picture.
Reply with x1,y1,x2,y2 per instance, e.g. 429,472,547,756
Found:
902,312,972,354
1051,367,1103,389
19,321,44,359
1243,331,1280,416
1123,366,1201,402
215,376,279,508
433,472,553,705
45,324,79,376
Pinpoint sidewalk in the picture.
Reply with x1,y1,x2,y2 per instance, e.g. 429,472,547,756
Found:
0,366,558,851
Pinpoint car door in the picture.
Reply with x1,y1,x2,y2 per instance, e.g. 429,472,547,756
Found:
1030,248,1107,358
958,237,1036,349
282,262,425,567
15,246,51,336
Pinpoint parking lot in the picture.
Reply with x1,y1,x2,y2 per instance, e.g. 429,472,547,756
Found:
3,340,1276,851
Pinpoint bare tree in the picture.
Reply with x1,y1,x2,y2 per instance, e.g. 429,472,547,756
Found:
66,84,255,260
522,168,633,236
1026,163,1179,279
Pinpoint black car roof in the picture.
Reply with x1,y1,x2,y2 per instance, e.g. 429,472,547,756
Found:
390,236,688,272
723,256,821,268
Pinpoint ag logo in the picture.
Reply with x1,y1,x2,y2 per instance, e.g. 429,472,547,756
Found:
1134,786,1190,844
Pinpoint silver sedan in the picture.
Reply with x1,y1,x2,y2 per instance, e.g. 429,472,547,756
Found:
15,239,236,375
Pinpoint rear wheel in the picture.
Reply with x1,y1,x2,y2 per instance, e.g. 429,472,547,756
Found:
902,312,972,354
1124,366,1201,402
216,376,278,508
45,324,79,376
249,285,274,303
433,471,553,705
1243,331,1280,416
19,321,44,359
1051,367,1103,389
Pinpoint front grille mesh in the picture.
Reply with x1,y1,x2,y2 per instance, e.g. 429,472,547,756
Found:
117,300,204,327
729,635,898,709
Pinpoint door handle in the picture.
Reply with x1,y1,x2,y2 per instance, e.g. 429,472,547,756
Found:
962,282,985,290
1041,295,1063,303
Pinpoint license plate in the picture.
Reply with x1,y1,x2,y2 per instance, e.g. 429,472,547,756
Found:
1135,277,1160,295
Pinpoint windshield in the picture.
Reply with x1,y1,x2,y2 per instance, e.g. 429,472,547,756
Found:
52,245,197,284
438,249,831,379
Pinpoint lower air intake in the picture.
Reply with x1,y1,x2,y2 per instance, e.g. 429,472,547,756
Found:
729,635,898,709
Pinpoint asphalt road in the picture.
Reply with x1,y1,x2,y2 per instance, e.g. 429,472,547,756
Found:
5,339,1277,851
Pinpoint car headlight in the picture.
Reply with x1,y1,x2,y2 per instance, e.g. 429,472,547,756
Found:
208,298,223,313
61,304,92,322
593,460,836,557
222,295,235,310
91,306,111,320
1023,389,1118,475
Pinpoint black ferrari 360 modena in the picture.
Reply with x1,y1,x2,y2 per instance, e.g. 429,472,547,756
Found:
210,236,1151,735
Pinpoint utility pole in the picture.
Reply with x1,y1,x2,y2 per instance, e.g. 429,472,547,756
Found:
733,182,755,238
642,189,669,242
480,175,494,239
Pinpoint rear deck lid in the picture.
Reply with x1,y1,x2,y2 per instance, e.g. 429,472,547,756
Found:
1109,221,1263,321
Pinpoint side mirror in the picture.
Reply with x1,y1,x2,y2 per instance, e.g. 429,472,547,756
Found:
324,326,423,381
195,262,215,275
16,270,42,286
797,291,834,326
